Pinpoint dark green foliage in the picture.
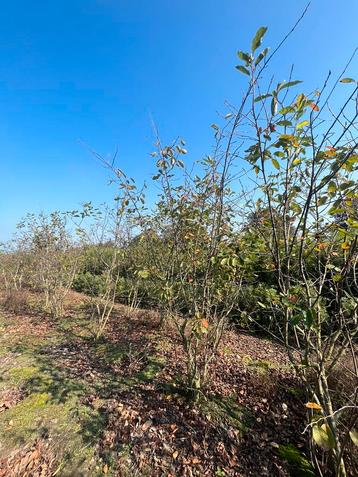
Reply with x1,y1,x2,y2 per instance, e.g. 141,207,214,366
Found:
73,272,107,297
277,444,315,477
79,246,116,276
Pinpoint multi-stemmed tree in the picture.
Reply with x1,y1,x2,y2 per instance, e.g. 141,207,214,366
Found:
235,26,358,476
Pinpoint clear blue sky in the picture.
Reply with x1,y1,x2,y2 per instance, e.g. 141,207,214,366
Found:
0,0,357,240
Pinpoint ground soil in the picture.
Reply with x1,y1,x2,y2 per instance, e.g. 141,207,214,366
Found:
0,291,315,476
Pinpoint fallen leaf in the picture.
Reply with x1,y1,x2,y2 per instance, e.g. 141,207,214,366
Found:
142,419,152,431
305,402,322,411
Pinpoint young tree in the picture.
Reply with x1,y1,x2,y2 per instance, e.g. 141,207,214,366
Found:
16,211,79,318
236,27,358,476
74,156,147,339
149,137,244,400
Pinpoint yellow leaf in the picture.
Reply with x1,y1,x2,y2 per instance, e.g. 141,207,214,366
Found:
312,424,335,450
172,450,179,460
328,181,336,194
103,464,109,474
305,402,322,411
350,429,358,446
341,242,350,250
296,120,309,130
272,158,280,170
280,134,295,141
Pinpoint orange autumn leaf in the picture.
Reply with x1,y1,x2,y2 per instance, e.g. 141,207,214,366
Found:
288,295,298,303
305,402,322,411
325,148,337,158
309,102,319,111
201,319,209,329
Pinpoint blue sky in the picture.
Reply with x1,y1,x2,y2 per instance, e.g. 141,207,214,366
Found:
0,0,357,240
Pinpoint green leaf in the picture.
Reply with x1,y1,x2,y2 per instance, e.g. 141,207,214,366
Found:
277,120,292,127
137,269,150,279
317,195,328,205
251,26,267,52
291,202,302,214
278,80,302,91
279,105,295,115
321,424,336,449
176,146,187,154
255,47,269,66
347,154,358,164
312,425,335,450
237,50,251,63
254,93,272,103
302,308,316,329
349,430,358,446
340,77,355,83
271,97,277,116
296,120,309,130
290,314,301,326
272,158,280,170
328,181,336,194
236,65,250,76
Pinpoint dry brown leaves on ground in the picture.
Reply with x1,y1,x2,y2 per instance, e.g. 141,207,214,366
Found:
0,439,56,477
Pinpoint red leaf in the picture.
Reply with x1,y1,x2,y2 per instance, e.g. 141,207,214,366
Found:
309,102,319,111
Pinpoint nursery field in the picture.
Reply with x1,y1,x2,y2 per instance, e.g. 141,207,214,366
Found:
1,11,357,476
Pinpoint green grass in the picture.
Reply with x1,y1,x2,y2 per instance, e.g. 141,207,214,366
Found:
199,394,251,433
277,444,315,477
93,341,126,364
135,356,165,382
241,355,277,374
0,310,99,474
8,365,40,383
